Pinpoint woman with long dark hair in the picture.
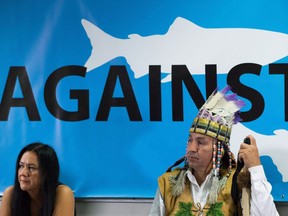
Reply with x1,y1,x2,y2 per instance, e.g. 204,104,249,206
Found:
0,142,75,216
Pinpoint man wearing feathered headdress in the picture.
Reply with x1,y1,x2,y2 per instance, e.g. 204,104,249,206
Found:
150,86,279,216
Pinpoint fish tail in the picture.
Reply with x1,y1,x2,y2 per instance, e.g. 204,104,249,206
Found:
81,19,120,72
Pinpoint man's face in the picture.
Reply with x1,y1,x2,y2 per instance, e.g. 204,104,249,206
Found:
186,132,214,172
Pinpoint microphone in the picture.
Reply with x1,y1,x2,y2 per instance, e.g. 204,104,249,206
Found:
231,137,251,214
243,137,251,145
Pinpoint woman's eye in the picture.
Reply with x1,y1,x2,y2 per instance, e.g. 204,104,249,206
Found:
29,167,36,171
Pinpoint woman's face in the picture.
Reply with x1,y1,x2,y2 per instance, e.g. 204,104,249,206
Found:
18,151,41,195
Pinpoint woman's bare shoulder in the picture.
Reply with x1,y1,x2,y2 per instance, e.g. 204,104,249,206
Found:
56,184,74,196
54,185,75,215
0,186,14,215
3,186,14,197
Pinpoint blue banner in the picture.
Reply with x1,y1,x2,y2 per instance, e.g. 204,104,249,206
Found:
0,0,288,200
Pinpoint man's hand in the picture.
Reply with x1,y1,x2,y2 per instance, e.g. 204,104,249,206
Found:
238,135,261,168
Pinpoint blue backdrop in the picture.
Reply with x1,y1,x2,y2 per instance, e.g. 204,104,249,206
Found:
0,0,288,200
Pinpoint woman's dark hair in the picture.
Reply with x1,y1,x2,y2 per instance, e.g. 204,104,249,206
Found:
11,142,60,216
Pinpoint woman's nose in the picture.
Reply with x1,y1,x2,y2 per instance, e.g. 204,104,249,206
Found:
19,166,29,176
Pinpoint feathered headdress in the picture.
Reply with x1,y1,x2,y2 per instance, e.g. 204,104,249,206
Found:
190,85,245,142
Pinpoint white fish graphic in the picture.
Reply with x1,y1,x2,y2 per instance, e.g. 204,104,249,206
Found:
81,18,288,181
231,123,288,182
81,17,288,82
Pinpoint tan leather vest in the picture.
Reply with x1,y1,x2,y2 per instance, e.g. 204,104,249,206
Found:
158,169,236,216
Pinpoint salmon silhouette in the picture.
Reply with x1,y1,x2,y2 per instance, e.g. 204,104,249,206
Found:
81,17,288,182
81,17,288,82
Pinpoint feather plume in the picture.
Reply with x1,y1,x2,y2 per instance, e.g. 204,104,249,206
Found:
198,86,245,127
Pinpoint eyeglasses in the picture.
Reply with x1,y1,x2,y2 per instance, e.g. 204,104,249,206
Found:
18,162,39,174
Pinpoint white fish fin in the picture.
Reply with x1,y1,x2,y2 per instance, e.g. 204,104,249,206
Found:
128,34,142,39
167,17,204,35
81,19,122,72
